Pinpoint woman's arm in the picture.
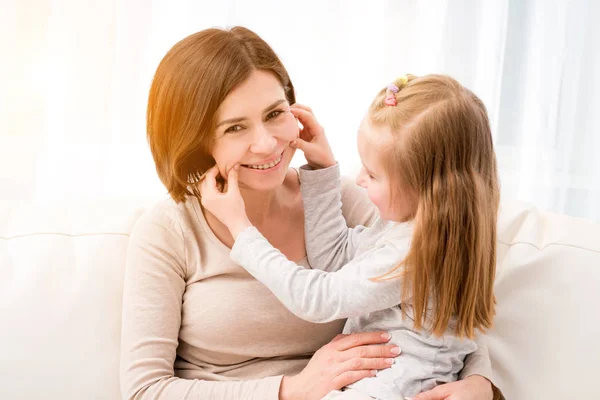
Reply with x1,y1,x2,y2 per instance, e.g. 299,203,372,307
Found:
120,203,399,400
456,335,505,400
120,206,282,400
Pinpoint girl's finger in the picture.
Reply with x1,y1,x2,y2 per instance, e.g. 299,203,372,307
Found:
290,138,312,153
290,107,322,137
200,165,220,195
226,164,241,195
290,103,314,114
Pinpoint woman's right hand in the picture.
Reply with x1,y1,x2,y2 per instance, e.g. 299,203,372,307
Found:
279,331,400,400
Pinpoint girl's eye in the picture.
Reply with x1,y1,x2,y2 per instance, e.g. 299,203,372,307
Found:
266,110,283,120
225,125,243,134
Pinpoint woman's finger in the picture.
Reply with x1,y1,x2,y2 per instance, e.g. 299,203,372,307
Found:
338,343,401,362
410,384,448,400
334,356,394,377
331,370,377,390
331,331,392,352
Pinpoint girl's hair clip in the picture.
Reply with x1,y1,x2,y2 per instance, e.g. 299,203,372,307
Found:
384,84,400,106
387,83,400,93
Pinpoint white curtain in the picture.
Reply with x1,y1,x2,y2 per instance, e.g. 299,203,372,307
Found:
1,0,598,221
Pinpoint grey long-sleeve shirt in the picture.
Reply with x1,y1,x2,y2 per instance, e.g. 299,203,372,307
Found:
230,164,479,398
230,164,413,323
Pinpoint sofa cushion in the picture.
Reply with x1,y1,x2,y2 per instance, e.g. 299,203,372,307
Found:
0,197,157,399
0,197,599,399
492,201,600,399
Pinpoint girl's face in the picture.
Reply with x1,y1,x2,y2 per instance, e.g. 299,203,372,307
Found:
355,119,416,222
211,70,298,192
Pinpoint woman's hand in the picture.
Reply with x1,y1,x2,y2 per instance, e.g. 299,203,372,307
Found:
290,104,336,170
199,164,252,238
411,375,494,400
279,331,401,400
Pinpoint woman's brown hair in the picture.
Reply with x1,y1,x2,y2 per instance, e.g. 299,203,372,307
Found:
371,74,499,338
147,26,295,202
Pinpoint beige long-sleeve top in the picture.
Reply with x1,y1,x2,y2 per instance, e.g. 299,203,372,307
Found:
120,177,498,400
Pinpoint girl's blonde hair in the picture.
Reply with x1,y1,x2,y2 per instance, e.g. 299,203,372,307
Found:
371,74,499,338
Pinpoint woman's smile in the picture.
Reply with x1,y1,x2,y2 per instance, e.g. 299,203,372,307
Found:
241,151,284,172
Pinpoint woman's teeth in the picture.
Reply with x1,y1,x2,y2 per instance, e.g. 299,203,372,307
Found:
244,155,282,170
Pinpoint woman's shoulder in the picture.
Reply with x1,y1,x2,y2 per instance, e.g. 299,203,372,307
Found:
131,195,200,242
125,196,193,279
136,195,187,227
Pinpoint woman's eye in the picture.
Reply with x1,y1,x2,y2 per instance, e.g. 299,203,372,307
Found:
266,110,283,120
225,125,243,134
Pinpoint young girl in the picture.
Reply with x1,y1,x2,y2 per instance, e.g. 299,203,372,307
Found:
199,74,500,400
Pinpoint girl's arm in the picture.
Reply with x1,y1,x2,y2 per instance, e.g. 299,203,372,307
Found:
301,164,376,272
230,226,407,323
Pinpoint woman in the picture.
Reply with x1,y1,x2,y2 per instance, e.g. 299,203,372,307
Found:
119,26,503,400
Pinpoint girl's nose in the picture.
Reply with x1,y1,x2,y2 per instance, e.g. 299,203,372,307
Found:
356,168,367,188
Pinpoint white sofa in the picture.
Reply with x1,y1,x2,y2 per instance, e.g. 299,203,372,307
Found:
1,197,599,399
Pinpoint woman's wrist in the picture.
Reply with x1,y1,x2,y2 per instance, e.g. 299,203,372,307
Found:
468,373,492,386
467,374,494,399
279,375,301,400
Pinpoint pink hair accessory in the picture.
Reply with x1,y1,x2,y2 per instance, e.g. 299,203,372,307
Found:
384,94,397,106
384,83,399,106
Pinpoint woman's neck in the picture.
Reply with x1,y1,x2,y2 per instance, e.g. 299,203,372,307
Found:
240,168,300,227
201,168,303,252
239,185,286,227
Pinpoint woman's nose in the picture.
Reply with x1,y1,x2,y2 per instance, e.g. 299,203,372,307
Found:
250,126,277,154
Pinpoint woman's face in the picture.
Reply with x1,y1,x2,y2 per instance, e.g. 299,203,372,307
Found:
212,70,298,192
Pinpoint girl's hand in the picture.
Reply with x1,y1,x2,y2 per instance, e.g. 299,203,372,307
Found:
290,104,336,170
411,375,494,400
199,164,252,238
279,331,401,400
